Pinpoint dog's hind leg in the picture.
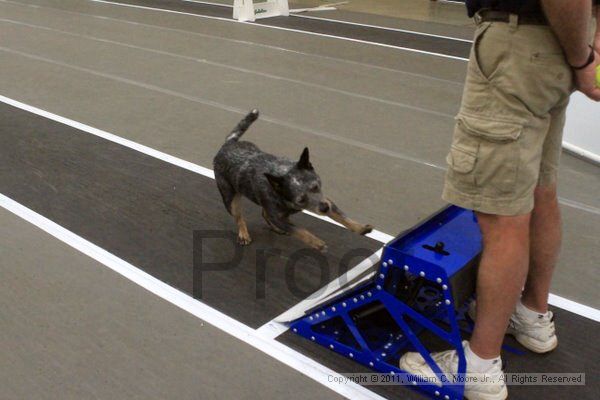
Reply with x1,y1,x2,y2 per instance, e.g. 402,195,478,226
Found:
215,174,236,214
231,194,252,245
324,199,374,235
215,176,251,245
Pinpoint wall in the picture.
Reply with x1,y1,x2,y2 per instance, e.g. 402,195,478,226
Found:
563,92,600,164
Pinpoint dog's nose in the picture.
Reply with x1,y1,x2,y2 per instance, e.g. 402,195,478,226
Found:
319,202,330,213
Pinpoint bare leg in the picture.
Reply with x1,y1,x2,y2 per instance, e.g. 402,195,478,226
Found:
231,194,251,245
521,184,562,313
324,199,373,235
469,212,531,359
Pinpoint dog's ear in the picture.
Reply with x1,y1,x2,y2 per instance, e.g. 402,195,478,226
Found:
264,173,285,192
297,147,313,170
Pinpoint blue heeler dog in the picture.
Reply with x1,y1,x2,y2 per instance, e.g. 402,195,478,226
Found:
213,110,374,252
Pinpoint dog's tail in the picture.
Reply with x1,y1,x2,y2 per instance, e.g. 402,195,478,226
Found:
226,109,259,142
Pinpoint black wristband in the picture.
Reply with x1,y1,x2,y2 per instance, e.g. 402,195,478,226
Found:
571,45,595,70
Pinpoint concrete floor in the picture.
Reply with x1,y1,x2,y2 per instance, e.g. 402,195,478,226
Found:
0,0,598,398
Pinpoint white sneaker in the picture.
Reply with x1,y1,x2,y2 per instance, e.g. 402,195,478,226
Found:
468,301,558,353
399,341,507,400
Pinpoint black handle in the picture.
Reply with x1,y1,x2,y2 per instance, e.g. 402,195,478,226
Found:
422,241,450,256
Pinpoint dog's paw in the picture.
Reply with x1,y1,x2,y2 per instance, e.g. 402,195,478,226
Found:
313,241,328,253
359,224,374,235
237,234,253,246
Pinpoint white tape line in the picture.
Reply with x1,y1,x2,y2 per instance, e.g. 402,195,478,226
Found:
0,94,215,178
0,193,385,400
0,0,463,86
181,0,473,43
0,96,388,242
87,0,469,61
563,141,600,166
0,96,598,323
0,46,447,168
289,14,473,43
0,18,453,119
303,210,394,244
289,6,337,13
548,294,600,323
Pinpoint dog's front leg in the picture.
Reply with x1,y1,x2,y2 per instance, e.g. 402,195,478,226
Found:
262,208,287,235
323,199,373,236
265,208,328,253
291,227,328,253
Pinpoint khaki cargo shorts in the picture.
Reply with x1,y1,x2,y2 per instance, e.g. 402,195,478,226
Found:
442,17,574,216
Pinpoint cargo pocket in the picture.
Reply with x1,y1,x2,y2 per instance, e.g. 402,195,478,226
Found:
454,115,523,195
445,124,479,193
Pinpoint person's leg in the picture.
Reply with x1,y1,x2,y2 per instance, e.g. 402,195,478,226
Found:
468,212,532,359
521,184,561,313
519,102,568,313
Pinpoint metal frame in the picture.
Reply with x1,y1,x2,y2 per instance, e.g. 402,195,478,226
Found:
290,205,482,400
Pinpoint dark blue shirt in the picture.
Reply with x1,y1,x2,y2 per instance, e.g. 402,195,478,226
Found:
465,0,542,17
466,0,599,18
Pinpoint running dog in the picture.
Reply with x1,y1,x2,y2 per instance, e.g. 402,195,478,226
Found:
213,109,373,252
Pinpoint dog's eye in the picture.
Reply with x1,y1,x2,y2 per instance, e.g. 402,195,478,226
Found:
298,194,308,204
310,184,319,193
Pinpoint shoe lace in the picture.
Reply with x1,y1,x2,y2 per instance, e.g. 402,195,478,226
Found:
432,350,459,374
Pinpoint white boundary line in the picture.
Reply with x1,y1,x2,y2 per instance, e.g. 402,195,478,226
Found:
548,294,600,322
563,141,600,165
0,94,388,243
87,0,469,61
0,95,215,178
0,45,449,171
0,0,464,87
181,0,474,43
289,14,473,43
1,94,598,324
181,0,234,8
0,18,454,119
0,192,386,400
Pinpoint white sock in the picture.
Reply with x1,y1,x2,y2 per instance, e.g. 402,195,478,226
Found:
516,299,548,321
465,342,502,373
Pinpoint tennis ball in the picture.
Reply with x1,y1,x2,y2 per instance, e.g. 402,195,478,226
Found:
596,65,600,88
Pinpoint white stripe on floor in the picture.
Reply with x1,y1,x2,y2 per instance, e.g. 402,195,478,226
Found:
181,0,474,43
87,0,470,61
0,192,387,400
